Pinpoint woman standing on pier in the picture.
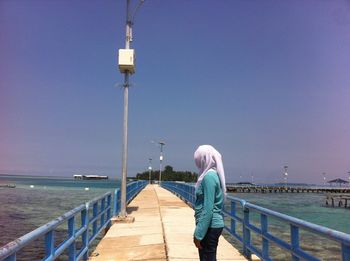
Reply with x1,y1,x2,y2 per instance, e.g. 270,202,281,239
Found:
193,145,226,261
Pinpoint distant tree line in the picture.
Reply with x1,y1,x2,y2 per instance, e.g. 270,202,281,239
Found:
136,165,198,182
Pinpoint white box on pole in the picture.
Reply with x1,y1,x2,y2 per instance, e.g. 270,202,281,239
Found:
118,49,135,74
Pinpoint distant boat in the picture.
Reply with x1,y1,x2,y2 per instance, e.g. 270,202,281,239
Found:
0,184,16,188
73,174,108,180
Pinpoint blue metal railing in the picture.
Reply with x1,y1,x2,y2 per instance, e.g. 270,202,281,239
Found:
0,180,147,261
113,180,148,216
161,181,195,207
161,181,350,261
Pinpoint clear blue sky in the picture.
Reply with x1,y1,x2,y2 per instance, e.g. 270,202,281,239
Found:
1,0,350,183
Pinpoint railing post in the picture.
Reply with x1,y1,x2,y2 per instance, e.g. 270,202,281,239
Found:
92,202,98,236
113,189,119,216
82,204,89,260
131,182,134,199
101,197,106,227
107,194,112,223
127,182,131,202
45,231,54,259
291,225,300,261
188,184,190,202
117,189,121,214
68,216,76,261
231,201,236,235
243,207,251,258
126,184,129,203
261,214,269,260
342,243,350,261
129,184,132,202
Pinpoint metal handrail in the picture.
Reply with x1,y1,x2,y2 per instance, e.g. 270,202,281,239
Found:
0,192,111,261
113,180,147,216
161,181,350,261
0,180,147,261
161,181,196,207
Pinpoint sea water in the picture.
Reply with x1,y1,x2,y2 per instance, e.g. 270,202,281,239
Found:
224,192,350,260
0,175,120,260
0,176,349,260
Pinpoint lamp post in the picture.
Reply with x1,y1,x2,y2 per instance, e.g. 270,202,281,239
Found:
323,172,326,186
118,0,144,218
158,142,165,184
148,158,152,184
283,165,288,185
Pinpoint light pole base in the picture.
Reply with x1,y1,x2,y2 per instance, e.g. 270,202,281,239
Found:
111,215,135,224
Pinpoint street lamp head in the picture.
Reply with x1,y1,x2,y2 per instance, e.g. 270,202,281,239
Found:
159,141,165,146
129,0,146,24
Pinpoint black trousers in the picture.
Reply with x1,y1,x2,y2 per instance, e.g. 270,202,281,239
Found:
198,227,223,261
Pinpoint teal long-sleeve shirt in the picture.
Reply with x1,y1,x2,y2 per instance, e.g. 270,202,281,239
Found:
194,170,224,241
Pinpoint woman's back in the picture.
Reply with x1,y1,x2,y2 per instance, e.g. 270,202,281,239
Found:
194,170,224,241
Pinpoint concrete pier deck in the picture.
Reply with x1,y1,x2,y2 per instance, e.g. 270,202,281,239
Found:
89,184,247,261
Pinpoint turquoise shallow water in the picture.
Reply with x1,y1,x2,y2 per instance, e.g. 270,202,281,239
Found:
231,192,350,234
0,175,120,260
224,192,350,260
1,176,349,260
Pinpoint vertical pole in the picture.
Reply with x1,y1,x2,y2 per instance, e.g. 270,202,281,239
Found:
120,74,128,217
45,231,54,259
93,202,98,236
82,204,89,260
159,142,164,184
148,158,152,184
149,167,151,184
117,189,121,213
341,243,350,261
159,147,162,184
120,0,132,218
284,165,288,186
261,214,269,260
243,208,251,258
291,225,300,261
107,194,112,223
68,216,76,261
101,197,106,226
105,194,113,230
113,189,118,216
230,201,236,235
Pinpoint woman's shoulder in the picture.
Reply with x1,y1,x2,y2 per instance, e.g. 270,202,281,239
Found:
203,170,219,183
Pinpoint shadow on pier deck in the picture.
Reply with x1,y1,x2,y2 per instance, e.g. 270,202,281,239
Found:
89,184,248,261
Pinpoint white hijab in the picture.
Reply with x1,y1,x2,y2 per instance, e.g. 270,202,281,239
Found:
194,145,226,195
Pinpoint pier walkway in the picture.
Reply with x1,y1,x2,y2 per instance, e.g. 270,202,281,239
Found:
89,184,247,261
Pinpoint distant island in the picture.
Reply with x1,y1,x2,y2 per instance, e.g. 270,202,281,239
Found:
135,165,198,182
73,175,108,180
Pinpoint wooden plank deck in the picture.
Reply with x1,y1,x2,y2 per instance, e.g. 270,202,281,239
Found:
89,184,248,261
